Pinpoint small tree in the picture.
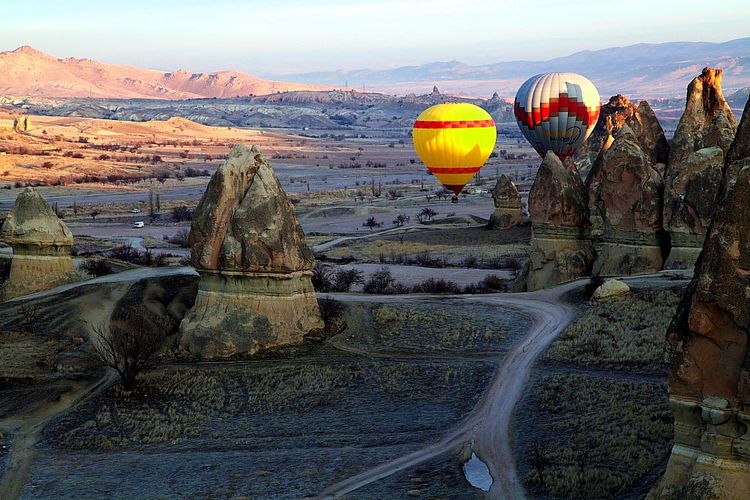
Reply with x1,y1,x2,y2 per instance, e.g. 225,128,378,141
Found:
317,296,346,329
363,267,395,294
90,317,164,390
89,209,101,220
333,268,364,292
312,262,334,292
363,216,381,231
392,214,408,227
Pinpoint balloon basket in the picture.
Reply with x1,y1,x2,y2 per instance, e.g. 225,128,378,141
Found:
451,195,458,204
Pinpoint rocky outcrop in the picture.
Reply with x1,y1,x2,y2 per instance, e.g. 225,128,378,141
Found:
576,94,669,174
488,174,523,229
650,96,750,499
0,187,73,299
664,68,738,269
587,125,667,275
521,152,594,290
178,144,322,359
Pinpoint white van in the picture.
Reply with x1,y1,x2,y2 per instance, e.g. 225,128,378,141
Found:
133,221,145,228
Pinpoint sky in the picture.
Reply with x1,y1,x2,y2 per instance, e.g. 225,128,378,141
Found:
3,0,750,75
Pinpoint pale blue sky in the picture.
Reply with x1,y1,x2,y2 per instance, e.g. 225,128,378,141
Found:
3,0,749,74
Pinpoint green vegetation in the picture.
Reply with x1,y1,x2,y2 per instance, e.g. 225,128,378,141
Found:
545,288,682,373
522,374,672,498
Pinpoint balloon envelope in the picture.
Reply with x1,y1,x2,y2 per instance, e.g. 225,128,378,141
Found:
514,72,600,160
412,103,496,198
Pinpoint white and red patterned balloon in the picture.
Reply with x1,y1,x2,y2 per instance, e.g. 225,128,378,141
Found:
514,72,601,160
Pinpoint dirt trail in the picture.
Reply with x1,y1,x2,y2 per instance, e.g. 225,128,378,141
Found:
318,281,581,499
0,370,116,499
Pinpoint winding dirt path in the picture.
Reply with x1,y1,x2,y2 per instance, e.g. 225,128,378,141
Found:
318,281,581,499
0,370,117,499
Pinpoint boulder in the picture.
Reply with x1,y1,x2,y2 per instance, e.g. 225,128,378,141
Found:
587,126,666,276
179,145,323,359
520,152,594,290
0,187,73,299
591,279,630,300
650,95,750,499
488,174,523,229
664,68,738,269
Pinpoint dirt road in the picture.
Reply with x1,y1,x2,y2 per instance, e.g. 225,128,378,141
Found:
0,371,117,500
318,281,581,499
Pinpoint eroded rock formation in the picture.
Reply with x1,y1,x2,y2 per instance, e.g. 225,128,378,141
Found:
587,125,667,275
521,152,594,290
0,187,73,299
178,144,322,358
576,94,669,173
488,174,523,229
664,67,738,268
650,96,750,499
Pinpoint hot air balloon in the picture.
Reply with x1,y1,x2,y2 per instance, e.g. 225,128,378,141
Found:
412,103,496,203
514,72,601,160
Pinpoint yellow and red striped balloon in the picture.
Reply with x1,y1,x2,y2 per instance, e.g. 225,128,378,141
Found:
514,72,601,160
412,103,496,201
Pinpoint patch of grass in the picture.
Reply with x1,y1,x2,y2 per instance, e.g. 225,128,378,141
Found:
47,360,494,451
365,303,510,353
544,288,682,373
521,374,672,498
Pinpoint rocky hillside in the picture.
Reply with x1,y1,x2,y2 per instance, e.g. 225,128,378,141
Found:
0,46,327,99
6,87,515,133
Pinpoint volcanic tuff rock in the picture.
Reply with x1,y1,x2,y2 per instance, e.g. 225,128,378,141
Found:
664,68,738,268
179,145,322,359
488,174,523,229
577,94,669,171
1,187,74,300
520,152,594,290
669,68,737,166
587,125,666,276
650,95,750,499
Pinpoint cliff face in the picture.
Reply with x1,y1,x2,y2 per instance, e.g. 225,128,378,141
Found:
587,125,667,275
521,152,594,290
650,95,750,499
179,145,322,359
664,67,738,269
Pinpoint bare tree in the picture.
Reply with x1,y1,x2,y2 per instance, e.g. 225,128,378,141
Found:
89,316,164,390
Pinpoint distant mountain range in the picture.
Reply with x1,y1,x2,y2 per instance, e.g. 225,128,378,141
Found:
2,39,749,103
277,38,750,99
0,46,328,99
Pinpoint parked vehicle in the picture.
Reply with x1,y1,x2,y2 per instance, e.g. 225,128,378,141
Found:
133,221,145,228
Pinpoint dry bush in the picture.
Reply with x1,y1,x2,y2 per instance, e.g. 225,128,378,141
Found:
89,316,165,390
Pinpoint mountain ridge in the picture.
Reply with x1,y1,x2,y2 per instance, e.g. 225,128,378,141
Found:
274,37,750,98
0,45,329,99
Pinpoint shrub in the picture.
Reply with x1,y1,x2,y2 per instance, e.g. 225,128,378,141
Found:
332,268,364,292
165,228,190,247
171,206,193,222
317,296,346,329
411,278,461,294
89,316,164,390
312,262,334,292
363,267,396,294
80,258,114,277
